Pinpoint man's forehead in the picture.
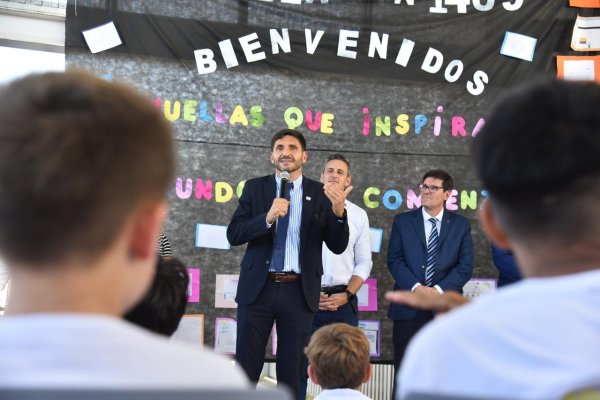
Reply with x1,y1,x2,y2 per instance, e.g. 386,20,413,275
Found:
273,135,302,147
325,159,348,172
423,177,444,185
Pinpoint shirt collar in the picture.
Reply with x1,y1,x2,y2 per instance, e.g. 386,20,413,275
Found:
422,206,444,223
275,173,303,190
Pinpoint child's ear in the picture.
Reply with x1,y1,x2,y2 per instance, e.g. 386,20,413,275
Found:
363,363,373,383
307,365,319,385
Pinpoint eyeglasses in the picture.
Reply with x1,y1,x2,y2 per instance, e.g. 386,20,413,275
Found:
419,184,444,193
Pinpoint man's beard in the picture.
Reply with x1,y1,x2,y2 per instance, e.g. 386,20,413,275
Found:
275,157,301,173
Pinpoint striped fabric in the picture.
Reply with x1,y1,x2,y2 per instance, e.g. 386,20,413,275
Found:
271,176,303,273
156,232,172,257
425,218,438,286
271,184,291,272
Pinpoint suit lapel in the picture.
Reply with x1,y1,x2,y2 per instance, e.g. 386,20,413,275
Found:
411,208,427,248
438,210,454,247
265,175,277,239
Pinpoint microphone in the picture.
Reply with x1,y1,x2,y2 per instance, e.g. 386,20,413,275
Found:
279,171,290,198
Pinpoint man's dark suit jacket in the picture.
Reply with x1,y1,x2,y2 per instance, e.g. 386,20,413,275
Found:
227,174,349,313
387,207,473,320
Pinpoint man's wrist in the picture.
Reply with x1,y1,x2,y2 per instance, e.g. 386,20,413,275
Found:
345,289,356,301
334,208,347,220
266,216,274,228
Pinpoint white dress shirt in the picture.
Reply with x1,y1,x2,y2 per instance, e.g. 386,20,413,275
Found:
321,200,372,287
399,269,600,399
269,174,303,273
410,207,444,293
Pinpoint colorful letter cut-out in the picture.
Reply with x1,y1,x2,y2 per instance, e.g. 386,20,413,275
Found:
187,268,200,303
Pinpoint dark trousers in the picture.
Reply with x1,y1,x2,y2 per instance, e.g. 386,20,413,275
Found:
236,279,314,397
391,310,434,399
297,303,358,400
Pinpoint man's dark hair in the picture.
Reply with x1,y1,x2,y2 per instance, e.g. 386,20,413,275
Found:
0,71,174,265
422,170,453,191
124,256,190,336
270,128,307,151
323,154,351,177
472,80,600,245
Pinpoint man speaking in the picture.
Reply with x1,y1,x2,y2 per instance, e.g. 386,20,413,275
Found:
227,129,350,395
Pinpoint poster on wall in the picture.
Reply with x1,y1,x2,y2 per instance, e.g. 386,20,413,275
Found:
215,274,239,308
172,314,205,347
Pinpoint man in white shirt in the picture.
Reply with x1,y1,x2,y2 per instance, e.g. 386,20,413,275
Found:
392,80,600,399
299,154,373,400
0,72,248,389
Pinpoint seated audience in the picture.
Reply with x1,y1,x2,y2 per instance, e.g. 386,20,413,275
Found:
305,323,372,400
0,71,248,388
124,256,189,336
389,80,600,399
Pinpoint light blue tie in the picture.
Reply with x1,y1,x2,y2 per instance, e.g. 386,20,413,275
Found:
271,184,291,272
425,218,438,286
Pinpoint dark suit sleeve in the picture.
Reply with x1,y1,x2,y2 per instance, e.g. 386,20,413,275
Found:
322,208,349,255
387,215,420,289
226,181,270,246
491,244,521,283
436,220,473,291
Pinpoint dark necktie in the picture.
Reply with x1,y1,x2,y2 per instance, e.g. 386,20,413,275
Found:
271,184,291,272
425,218,438,286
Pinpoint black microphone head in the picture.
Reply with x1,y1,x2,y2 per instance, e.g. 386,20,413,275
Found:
280,171,290,181
278,171,290,198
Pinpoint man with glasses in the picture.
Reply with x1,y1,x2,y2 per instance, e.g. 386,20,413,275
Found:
387,169,473,396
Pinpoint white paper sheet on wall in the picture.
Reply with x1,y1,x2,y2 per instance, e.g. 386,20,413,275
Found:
171,314,204,347
500,31,537,62
82,22,122,54
215,274,239,308
195,224,231,250
214,318,237,354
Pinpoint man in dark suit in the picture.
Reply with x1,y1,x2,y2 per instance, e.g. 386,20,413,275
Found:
387,169,473,395
227,129,350,396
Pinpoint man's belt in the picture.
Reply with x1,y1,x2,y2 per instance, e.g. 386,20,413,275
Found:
321,284,348,295
268,272,300,283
